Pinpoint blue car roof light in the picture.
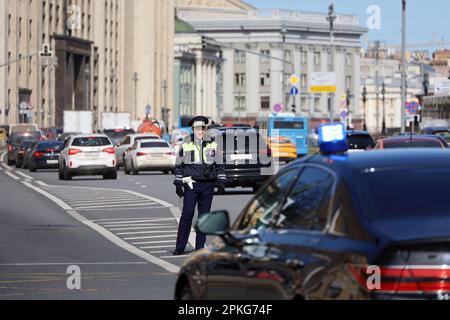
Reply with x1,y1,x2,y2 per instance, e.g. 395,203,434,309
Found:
318,123,349,154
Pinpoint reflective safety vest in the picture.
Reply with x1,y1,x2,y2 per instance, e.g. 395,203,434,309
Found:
181,141,218,165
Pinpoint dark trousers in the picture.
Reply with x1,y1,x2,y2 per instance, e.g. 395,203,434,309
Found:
176,182,215,252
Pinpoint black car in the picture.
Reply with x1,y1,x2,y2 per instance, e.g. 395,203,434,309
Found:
6,132,41,165
27,141,64,172
22,141,39,169
104,128,135,146
347,130,375,151
207,127,274,193
175,149,450,300
14,140,36,168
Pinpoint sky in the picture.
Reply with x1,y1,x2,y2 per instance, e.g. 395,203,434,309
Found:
245,0,450,53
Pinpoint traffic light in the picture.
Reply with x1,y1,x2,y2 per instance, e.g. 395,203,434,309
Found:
291,105,297,114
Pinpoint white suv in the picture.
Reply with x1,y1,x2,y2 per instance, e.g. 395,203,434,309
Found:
59,134,117,180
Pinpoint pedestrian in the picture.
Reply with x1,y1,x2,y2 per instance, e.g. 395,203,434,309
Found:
173,116,227,256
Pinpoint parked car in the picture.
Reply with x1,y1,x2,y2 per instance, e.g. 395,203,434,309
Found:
347,130,375,152
27,141,64,172
115,133,161,168
267,136,297,163
103,128,135,146
59,134,117,180
124,139,175,175
375,135,448,149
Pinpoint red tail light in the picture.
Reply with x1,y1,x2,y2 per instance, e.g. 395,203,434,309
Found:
259,149,272,156
102,147,115,154
348,264,450,294
34,152,44,157
39,136,46,141
137,152,148,157
166,152,176,156
8,144,12,152
69,149,81,156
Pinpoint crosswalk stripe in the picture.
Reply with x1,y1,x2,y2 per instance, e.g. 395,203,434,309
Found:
117,230,178,236
99,218,175,225
139,245,176,249
133,240,176,245
109,226,174,231
102,223,175,228
74,202,161,210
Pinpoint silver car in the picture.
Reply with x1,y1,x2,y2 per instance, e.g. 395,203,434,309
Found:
115,133,160,167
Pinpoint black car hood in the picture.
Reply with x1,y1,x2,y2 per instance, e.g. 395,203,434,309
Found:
369,216,450,243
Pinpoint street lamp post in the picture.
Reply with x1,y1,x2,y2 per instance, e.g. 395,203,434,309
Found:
162,79,168,127
381,82,387,135
362,85,368,131
85,65,90,111
327,4,337,123
374,40,381,133
401,0,407,134
133,72,139,120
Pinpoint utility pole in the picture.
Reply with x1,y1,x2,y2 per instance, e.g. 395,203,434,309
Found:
381,82,387,135
85,65,90,111
374,40,381,133
162,79,168,126
401,0,407,134
281,27,287,112
133,72,139,120
327,3,337,123
362,85,368,131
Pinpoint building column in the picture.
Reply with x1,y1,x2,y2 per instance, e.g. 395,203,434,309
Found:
222,48,234,116
195,58,203,115
270,44,283,110
246,44,259,115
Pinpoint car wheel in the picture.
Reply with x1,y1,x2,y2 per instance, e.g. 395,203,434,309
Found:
29,162,37,173
253,185,261,194
104,169,118,180
58,166,64,180
217,187,226,195
179,284,193,301
15,161,22,169
163,170,169,175
7,158,14,166
124,161,130,175
131,161,139,175
63,165,72,181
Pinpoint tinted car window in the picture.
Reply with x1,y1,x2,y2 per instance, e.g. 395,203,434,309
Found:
384,140,442,149
356,166,450,220
141,142,170,148
72,137,111,147
275,167,334,231
10,132,41,144
348,134,374,150
274,121,305,130
36,142,64,152
233,169,299,233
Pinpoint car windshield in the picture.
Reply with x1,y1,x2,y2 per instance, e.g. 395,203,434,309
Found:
105,130,135,145
36,142,64,152
356,166,450,220
72,137,111,147
348,135,374,150
11,132,41,144
384,140,442,149
141,142,170,148
273,121,305,130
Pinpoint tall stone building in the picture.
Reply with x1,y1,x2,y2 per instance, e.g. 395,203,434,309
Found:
0,0,174,129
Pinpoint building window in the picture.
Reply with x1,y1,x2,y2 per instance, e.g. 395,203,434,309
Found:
314,96,321,112
301,50,307,65
301,96,308,111
260,73,270,87
285,50,291,62
314,51,321,66
346,53,352,67
260,50,270,63
235,73,246,87
301,74,307,89
234,50,246,64
346,76,352,90
261,96,270,111
235,95,246,111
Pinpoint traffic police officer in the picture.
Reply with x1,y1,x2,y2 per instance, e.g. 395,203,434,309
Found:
173,116,226,255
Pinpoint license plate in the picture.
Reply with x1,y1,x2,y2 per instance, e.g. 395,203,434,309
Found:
47,160,59,164
85,152,100,158
231,154,253,161
150,154,164,158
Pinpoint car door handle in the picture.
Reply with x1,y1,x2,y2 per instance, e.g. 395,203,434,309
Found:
286,259,305,270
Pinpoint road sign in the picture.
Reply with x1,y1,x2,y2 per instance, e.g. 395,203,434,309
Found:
273,103,283,113
406,101,420,115
434,80,450,95
290,75,299,86
310,72,337,93
290,87,299,96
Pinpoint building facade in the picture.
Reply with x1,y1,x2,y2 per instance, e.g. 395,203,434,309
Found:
176,4,367,128
0,0,174,129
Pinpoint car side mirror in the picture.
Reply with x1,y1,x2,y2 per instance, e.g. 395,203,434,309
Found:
195,210,231,237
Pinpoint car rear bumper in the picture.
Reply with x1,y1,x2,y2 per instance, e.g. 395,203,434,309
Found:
223,167,273,187
135,158,175,170
69,165,116,176
34,157,60,169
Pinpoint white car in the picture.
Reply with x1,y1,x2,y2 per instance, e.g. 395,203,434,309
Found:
116,133,160,167
124,139,176,175
59,134,118,180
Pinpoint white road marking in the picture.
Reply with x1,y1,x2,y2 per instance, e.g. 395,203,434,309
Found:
76,206,166,211
0,262,149,266
161,255,191,259
118,230,178,236
0,167,3,171
92,217,157,222
139,245,176,250
15,171,34,180
124,233,178,240
0,151,6,162
70,199,156,206
1,163,10,170
35,180,48,186
21,181,181,274
102,223,175,228
141,186,147,189
74,202,162,210
132,240,176,245
109,226,174,231
149,251,167,254
4,171,20,180
99,218,175,225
